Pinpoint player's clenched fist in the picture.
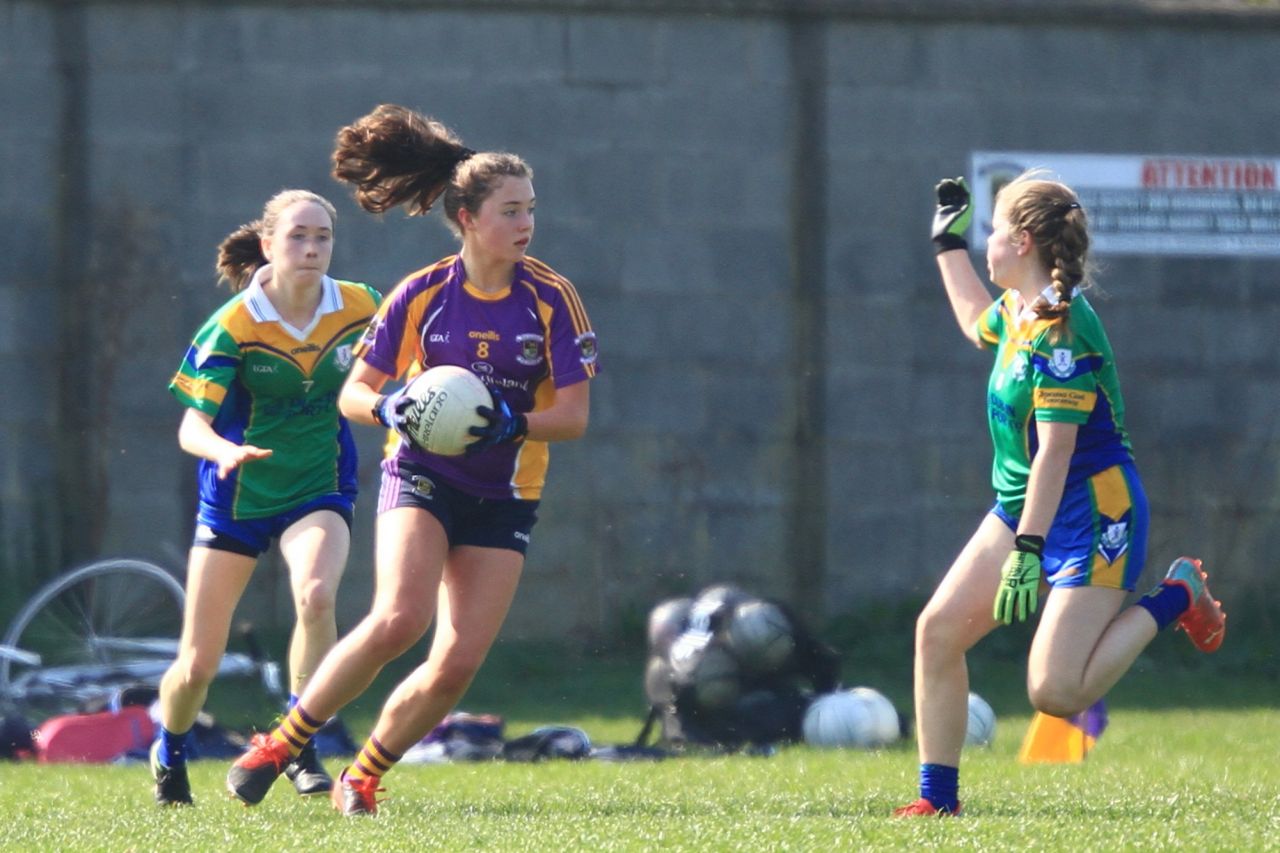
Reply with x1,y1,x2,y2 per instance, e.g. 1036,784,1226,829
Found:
932,176,972,254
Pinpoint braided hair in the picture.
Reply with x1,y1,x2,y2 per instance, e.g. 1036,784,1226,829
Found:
996,174,1094,321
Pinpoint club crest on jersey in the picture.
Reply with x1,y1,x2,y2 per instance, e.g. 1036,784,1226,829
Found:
516,333,545,366
1049,348,1075,379
410,475,436,499
1097,518,1129,564
335,345,353,371
576,332,599,365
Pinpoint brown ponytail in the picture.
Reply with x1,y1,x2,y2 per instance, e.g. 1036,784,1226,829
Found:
332,104,470,216
215,221,265,291
333,104,532,240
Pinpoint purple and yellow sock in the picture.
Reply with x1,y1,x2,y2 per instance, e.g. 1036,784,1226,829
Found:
346,735,402,784
271,703,323,759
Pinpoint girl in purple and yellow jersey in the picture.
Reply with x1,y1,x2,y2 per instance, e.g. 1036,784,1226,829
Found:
151,190,380,807
228,106,600,815
894,172,1226,818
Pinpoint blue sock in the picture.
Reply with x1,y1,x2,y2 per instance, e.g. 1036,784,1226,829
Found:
1135,582,1191,631
288,693,300,711
159,727,191,768
920,763,959,813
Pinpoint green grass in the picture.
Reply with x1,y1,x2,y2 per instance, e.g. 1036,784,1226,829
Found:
2,624,1277,852
0,704,1276,851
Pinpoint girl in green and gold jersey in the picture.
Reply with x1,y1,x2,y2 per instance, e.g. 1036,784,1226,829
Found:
895,171,1226,817
151,190,380,806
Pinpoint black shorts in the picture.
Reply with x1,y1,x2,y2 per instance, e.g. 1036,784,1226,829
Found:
378,461,539,555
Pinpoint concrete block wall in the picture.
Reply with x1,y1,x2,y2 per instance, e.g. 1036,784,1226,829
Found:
1,0,1277,639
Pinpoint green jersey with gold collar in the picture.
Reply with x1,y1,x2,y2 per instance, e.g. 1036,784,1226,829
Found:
169,274,381,519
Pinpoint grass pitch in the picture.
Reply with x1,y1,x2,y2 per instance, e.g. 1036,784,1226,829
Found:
1,631,1276,851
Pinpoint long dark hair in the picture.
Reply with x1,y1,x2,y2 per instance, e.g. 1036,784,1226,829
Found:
332,104,531,240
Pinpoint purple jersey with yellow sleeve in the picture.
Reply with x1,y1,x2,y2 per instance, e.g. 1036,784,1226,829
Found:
354,254,599,500
975,290,1133,517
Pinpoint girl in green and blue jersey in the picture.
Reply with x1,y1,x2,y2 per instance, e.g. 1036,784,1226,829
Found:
150,190,379,807
895,172,1226,818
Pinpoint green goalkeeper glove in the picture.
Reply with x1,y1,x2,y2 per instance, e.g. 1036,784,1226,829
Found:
994,534,1044,624
932,176,972,254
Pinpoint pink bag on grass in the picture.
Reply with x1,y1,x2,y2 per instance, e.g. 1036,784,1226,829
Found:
32,705,153,763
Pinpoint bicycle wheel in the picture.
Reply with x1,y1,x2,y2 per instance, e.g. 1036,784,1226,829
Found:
0,558,185,715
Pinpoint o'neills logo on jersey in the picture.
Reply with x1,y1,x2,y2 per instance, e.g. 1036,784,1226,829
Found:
291,342,321,355
468,330,501,341
516,333,544,366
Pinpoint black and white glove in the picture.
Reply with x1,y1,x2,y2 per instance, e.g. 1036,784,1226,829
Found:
932,176,972,254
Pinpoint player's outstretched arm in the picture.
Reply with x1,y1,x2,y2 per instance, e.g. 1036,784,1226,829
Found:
931,177,991,347
177,407,272,479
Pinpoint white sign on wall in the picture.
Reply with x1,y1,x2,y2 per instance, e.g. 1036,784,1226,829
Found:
970,152,1280,257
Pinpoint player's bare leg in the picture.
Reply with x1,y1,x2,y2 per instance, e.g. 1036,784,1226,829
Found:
896,514,1010,816
332,546,523,816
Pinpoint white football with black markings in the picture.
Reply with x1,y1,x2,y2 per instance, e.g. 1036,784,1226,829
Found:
402,365,491,456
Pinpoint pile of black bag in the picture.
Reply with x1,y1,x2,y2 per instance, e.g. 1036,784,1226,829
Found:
638,584,840,751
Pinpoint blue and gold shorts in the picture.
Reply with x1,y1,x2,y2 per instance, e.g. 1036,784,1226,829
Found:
993,463,1149,591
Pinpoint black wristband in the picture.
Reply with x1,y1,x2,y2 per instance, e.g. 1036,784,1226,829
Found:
933,233,969,254
372,395,388,427
1014,534,1045,557
511,413,529,442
